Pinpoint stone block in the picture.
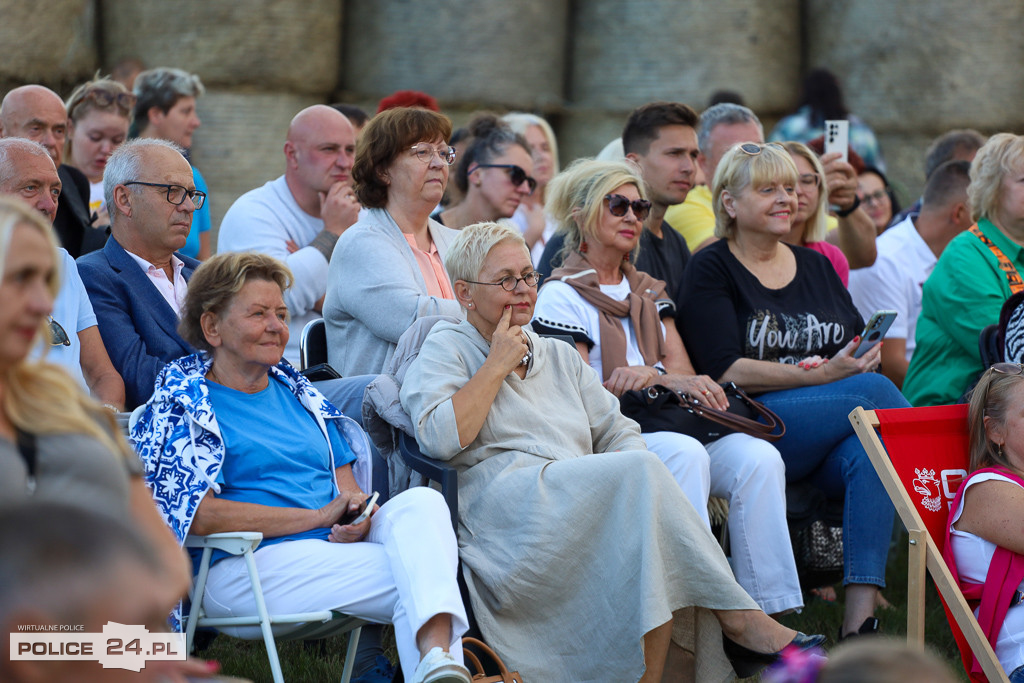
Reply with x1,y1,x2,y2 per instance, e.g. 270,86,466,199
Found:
570,0,801,114
806,0,1024,131
0,0,96,85
342,0,567,109
189,90,321,241
102,0,341,94
555,109,632,167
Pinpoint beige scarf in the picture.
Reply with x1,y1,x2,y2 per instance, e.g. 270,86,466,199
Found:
551,251,669,382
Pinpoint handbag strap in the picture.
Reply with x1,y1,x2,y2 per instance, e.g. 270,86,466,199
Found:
682,383,786,442
971,224,1024,294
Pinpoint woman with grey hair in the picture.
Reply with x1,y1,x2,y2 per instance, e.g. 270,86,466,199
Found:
904,133,1024,406
401,221,823,682
132,67,211,260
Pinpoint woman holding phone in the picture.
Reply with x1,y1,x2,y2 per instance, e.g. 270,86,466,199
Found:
678,142,909,640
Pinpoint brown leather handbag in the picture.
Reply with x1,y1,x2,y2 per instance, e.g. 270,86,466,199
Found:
462,637,524,683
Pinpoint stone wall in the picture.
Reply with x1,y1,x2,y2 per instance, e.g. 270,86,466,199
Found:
1,0,1020,236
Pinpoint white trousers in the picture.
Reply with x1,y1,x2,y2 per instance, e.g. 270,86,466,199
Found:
643,430,803,615
201,487,468,677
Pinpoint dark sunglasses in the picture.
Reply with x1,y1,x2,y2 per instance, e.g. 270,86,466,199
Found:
737,142,785,156
471,164,537,194
604,193,651,222
992,363,1024,377
71,88,136,117
48,316,70,347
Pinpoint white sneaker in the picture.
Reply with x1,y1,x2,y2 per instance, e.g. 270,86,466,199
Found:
409,646,472,683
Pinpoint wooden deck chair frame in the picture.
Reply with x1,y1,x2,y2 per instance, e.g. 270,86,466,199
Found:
184,531,366,683
849,407,1009,683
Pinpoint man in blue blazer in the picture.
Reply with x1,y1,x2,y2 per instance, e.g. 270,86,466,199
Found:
77,138,205,409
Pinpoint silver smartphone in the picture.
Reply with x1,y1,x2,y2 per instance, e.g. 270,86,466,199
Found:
853,310,898,358
339,491,379,526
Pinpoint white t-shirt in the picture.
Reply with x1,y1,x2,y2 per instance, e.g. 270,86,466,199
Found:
533,276,665,379
509,204,558,268
32,249,96,390
848,215,935,361
949,471,1024,675
88,180,104,216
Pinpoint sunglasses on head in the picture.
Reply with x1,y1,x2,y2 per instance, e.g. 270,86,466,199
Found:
604,193,651,221
470,164,537,194
737,142,785,156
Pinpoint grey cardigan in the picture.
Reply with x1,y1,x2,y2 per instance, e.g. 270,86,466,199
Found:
323,208,465,376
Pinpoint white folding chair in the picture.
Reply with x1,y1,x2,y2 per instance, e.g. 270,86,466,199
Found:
184,531,366,683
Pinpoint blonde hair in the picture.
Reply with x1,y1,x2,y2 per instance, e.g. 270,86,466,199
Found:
545,158,646,260
444,221,528,285
0,198,130,459
781,141,829,243
967,365,1024,473
968,133,1024,224
817,638,956,683
179,252,294,353
64,75,134,164
712,142,799,240
501,112,560,177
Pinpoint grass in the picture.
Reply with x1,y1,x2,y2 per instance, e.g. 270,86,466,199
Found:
198,530,969,682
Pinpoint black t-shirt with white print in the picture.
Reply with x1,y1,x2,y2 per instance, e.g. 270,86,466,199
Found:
679,239,865,383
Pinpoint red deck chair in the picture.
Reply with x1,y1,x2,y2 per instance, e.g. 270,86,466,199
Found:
850,404,1009,683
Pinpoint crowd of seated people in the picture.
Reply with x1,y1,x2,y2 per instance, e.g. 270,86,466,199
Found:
7,65,1024,683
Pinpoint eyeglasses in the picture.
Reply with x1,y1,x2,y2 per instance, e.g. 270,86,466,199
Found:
410,143,457,165
605,193,652,222
464,271,542,291
47,316,70,347
860,189,889,205
469,164,537,194
123,181,207,209
737,142,785,156
799,173,821,189
71,88,136,117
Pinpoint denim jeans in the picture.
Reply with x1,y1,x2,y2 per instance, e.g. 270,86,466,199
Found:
757,373,908,587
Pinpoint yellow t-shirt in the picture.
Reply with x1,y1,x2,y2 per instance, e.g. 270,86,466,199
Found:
665,185,714,252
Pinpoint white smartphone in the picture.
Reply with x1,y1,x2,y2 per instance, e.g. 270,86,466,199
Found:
852,310,898,358
825,120,849,163
339,491,379,526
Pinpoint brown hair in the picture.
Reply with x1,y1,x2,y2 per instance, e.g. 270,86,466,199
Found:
352,107,452,209
967,365,1024,473
179,252,293,353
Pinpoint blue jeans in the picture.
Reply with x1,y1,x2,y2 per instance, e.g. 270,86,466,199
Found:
757,373,908,587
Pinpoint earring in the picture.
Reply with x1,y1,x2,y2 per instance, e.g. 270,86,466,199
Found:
999,443,1005,458
622,253,629,262
580,241,588,253
467,303,473,308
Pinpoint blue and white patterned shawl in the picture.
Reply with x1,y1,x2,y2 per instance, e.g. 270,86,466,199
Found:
131,353,372,546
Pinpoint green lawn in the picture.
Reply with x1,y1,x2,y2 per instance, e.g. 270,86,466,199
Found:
198,530,969,682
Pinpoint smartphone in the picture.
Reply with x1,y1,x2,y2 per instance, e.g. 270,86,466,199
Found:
338,491,379,526
853,310,897,358
825,120,849,163
301,363,342,382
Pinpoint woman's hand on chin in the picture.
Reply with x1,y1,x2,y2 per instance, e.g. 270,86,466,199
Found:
603,365,660,397
822,336,883,382
485,306,530,377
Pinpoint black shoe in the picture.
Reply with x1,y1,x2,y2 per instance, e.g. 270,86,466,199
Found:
838,616,879,642
722,631,826,679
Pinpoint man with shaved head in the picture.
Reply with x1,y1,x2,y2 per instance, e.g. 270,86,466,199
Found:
0,84,106,257
218,104,360,364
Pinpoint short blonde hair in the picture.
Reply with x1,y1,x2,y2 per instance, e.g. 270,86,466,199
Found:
502,112,560,177
545,158,646,259
712,142,799,240
968,133,1024,224
179,252,293,353
444,221,528,285
0,198,129,459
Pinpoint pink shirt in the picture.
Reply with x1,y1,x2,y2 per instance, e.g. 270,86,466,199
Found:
125,251,189,315
403,234,455,299
805,240,850,287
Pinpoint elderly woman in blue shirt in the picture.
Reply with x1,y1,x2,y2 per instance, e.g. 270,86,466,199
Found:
133,251,471,683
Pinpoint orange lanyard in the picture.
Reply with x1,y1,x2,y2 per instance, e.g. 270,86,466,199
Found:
971,224,1024,294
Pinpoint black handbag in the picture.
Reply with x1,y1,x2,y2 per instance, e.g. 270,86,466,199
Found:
618,382,785,444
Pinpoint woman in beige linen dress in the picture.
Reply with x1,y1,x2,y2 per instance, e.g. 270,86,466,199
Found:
400,221,823,682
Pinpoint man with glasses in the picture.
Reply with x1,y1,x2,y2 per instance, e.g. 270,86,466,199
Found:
218,104,360,365
0,138,125,411
77,138,204,409
0,84,105,257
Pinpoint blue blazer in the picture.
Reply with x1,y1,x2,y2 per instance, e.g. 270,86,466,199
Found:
77,237,200,410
